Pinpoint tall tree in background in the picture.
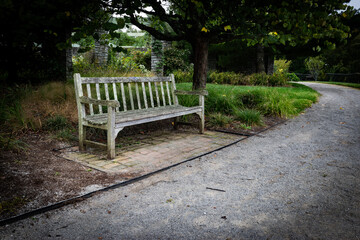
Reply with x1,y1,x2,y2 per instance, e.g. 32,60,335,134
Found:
0,0,110,85
111,0,354,90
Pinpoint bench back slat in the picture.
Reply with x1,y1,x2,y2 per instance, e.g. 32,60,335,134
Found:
86,84,94,115
128,83,135,110
148,82,154,108
165,81,172,106
160,82,166,106
75,74,176,117
112,83,119,112
135,83,141,110
95,83,103,114
120,82,127,111
154,82,160,107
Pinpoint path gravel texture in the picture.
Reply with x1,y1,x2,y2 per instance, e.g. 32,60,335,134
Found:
1,82,359,239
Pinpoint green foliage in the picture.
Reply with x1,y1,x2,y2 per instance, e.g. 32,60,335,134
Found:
305,56,325,81
173,70,193,83
0,133,28,152
177,83,319,120
286,73,301,82
207,113,233,127
0,197,27,215
163,47,192,75
44,115,69,131
274,60,292,74
234,109,263,126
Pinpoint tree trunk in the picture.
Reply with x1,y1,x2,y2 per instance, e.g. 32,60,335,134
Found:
192,36,209,90
256,44,265,73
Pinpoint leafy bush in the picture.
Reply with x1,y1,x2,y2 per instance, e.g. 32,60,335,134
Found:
207,113,233,127
208,71,250,85
44,115,69,131
249,73,269,86
286,73,301,82
305,56,325,81
163,47,191,74
173,70,193,83
274,59,292,74
268,74,288,86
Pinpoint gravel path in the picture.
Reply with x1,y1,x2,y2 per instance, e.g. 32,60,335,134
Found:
1,82,359,239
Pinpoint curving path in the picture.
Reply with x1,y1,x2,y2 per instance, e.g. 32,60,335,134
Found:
1,82,359,239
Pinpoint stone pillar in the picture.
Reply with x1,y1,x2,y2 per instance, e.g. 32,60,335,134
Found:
151,36,164,76
66,47,73,79
94,30,108,67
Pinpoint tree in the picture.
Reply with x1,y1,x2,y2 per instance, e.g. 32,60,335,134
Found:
110,0,353,90
305,56,325,81
0,0,124,85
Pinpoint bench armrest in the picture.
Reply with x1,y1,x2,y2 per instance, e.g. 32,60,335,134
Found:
79,96,120,108
174,90,208,96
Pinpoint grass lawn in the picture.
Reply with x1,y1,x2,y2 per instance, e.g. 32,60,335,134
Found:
311,81,360,89
176,82,319,127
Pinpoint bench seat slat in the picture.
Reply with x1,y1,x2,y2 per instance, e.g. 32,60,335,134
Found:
83,105,202,126
81,77,171,84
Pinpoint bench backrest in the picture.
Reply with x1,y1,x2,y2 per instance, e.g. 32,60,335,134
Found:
74,74,179,117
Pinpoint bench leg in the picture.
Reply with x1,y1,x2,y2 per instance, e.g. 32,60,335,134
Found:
196,112,205,134
199,112,205,133
107,127,123,160
173,117,180,130
79,124,86,151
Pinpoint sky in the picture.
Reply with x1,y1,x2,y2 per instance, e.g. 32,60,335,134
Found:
349,0,360,9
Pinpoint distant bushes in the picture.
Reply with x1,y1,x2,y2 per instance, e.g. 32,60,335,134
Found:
173,70,291,87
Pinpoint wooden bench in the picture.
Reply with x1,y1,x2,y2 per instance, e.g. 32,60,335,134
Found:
74,73,208,159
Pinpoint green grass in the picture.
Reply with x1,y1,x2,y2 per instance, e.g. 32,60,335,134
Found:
234,109,263,126
313,81,360,89
177,83,319,124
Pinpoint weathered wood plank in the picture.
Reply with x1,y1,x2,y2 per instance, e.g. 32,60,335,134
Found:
80,96,120,107
104,83,110,100
148,82,154,108
170,74,178,105
112,83,119,112
160,81,166,106
74,73,86,150
174,90,209,96
85,105,202,125
82,77,171,84
96,83,103,114
165,81,172,105
120,82,127,111
154,82,160,107
86,84,94,115
135,83,141,109
128,83,135,110
141,82,148,109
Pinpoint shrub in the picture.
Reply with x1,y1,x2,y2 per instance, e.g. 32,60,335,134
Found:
286,73,301,82
268,74,288,86
249,73,269,86
207,113,233,127
274,59,292,74
305,56,325,81
173,70,193,83
44,115,69,131
163,47,191,74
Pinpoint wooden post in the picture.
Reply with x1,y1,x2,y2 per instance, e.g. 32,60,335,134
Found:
74,73,86,150
199,95,205,133
107,106,116,159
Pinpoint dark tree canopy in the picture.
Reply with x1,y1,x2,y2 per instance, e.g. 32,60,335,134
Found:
111,0,354,89
0,0,108,85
